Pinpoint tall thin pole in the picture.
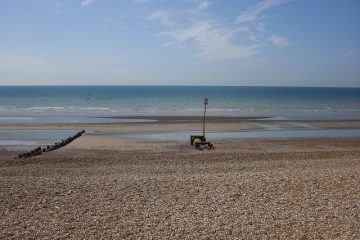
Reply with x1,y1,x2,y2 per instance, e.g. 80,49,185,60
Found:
203,104,206,137
203,98,208,138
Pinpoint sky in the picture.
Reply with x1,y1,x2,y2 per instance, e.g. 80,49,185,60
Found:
0,0,359,87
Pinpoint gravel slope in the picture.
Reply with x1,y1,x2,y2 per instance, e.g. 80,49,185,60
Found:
1,139,359,239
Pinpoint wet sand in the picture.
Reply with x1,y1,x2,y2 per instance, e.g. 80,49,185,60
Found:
1,116,360,133
1,137,359,239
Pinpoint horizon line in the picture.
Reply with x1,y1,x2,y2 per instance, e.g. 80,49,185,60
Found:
0,84,359,89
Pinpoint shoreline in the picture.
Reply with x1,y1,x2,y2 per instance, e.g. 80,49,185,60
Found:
1,117,360,151
1,115,360,129
101,115,271,123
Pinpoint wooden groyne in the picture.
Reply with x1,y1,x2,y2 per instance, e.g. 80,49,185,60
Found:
17,130,85,159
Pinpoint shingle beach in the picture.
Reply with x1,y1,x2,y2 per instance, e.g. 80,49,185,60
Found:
1,138,359,239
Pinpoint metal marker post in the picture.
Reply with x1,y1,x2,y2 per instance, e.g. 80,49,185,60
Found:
203,98,208,138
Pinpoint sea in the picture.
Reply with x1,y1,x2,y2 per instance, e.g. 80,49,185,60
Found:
1,86,360,148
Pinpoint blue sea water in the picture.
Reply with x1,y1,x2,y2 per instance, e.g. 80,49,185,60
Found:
1,86,360,122
1,86,360,148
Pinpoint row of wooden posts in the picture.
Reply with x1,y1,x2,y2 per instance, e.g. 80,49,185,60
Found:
18,130,85,159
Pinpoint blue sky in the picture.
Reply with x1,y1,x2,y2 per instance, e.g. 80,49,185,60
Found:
0,0,359,86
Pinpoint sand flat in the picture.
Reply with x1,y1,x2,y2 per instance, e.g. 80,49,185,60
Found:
1,118,359,133
0,138,359,239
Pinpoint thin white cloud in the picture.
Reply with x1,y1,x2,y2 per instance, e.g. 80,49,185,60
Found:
162,21,258,61
197,0,212,10
268,35,289,48
147,10,175,27
54,2,63,15
343,49,356,57
237,0,289,23
81,0,96,7
152,0,291,61
235,0,291,50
